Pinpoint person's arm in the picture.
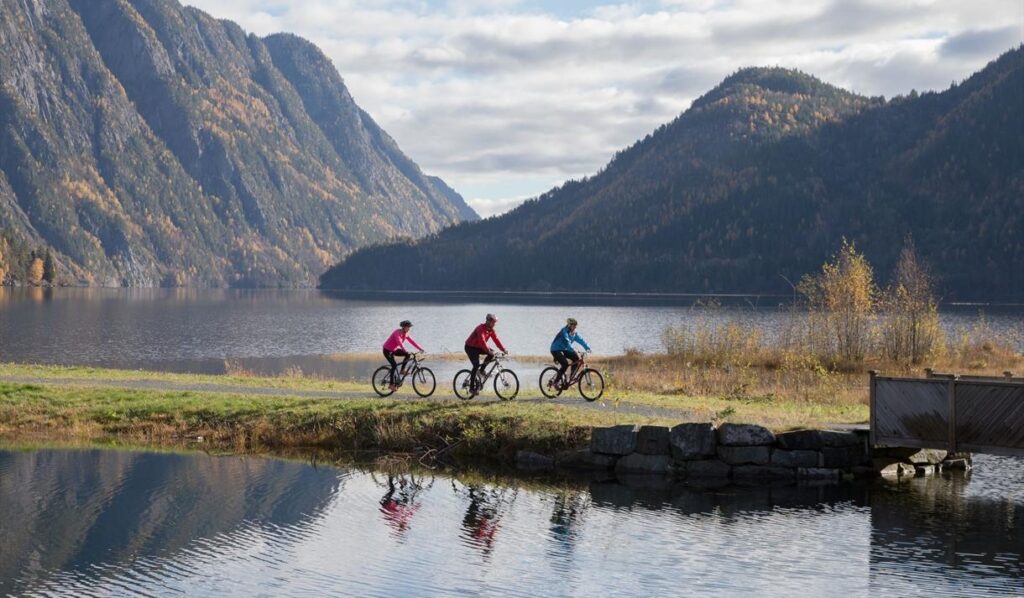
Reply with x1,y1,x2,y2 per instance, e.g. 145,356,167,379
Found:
491,330,507,353
407,335,424,352
575,333,591,352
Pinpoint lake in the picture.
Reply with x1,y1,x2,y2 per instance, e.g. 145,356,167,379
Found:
1,289,1021,380
0,448,1020,596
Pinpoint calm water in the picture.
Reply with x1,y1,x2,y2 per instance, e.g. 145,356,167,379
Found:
0,448,1021,596
0,289,1021,379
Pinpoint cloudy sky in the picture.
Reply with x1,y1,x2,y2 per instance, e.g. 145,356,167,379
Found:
186,0,1022,217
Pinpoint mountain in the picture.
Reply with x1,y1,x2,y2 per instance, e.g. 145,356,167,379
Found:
320,47,1024,301
0,0,475,288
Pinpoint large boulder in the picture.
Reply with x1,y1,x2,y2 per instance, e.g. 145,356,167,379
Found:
775,429,862,450
635,425,671,455
685,459,731,479
717,423,775,446
556,449,618,470
669,423,717,460
732,465,796,483
874,458,916,479
615,453,672,475
771,449,821,469
906,449,947,465
717,446,771,465
591,425,638,456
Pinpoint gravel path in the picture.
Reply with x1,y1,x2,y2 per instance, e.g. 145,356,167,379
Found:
0,375,692,420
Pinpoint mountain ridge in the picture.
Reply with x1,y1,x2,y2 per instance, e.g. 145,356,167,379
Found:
320,47,1024,301
0,0,475,287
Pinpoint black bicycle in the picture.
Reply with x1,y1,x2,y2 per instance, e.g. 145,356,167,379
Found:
453,352,519,401
539,352,604,401
372,353,436,398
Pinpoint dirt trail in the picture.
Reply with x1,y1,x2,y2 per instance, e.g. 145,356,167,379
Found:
0,375,693,420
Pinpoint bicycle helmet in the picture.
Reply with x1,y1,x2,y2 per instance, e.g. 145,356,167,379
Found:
485,313,497,322
567,318,578,326
400,320,413,327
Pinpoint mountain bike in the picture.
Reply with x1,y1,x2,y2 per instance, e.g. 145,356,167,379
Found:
539,352,604,401
453,352,519,401
372,353,436,397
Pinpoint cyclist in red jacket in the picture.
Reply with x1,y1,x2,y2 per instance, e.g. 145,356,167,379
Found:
465,313,507,392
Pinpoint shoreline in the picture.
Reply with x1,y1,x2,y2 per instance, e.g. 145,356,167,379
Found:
0,363,872,465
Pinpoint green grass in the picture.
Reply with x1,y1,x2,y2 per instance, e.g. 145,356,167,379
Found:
0,382,673,462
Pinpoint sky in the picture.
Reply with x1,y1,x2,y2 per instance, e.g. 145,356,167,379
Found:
185,0,1023,217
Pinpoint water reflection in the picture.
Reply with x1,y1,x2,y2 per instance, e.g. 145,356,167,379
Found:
0,449,1020,596
374,472,433,540
454,481,518,557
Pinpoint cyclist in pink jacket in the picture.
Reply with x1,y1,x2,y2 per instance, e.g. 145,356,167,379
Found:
383,320,423,389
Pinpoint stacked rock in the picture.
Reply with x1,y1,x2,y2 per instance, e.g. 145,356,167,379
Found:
523,422,975,485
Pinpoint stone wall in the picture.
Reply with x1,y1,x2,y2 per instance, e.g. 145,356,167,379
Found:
516,422,973,485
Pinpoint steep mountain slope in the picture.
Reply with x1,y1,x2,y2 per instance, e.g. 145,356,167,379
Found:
0,0,474,287
321,48,1024,301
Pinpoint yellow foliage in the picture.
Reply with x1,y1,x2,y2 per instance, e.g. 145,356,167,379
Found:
27,258,44,285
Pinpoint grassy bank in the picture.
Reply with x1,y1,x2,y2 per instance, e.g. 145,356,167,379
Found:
0,381,681,462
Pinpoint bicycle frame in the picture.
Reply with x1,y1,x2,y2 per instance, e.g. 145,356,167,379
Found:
558,353,588,385
475,354,507,384
391,353,424,383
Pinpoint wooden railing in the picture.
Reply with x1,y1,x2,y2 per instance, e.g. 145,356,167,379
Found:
870,370,1024,458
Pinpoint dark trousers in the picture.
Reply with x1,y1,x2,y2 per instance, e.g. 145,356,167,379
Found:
551,350,579,381
383,349,410,383
465,345,493,388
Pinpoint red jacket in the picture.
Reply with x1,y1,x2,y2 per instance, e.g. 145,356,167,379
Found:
465,323,506,352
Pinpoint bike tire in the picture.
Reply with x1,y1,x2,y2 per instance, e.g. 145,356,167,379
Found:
413,367,436,397
494,369,519,401
372,366,396,397
538,367,562,398
578,369,605,402
453,369,475,400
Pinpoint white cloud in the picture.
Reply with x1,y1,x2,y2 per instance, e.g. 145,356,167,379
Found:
184,0,1023,216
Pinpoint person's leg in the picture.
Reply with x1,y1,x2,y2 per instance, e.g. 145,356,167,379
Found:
384,349,398,385
553,351,570,382
566,350,581,380
394,349,410,377
466,346,482,390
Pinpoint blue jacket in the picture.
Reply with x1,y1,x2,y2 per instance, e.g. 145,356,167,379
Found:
550,326,591,353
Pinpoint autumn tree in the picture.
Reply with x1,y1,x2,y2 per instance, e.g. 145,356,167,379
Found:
27,257,44,285
880,237,944,364
798,239,877,363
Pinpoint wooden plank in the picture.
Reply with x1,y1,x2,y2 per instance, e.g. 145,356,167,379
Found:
874,379,949,445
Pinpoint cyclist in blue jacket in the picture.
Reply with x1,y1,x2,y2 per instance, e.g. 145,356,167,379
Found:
550,318,591,389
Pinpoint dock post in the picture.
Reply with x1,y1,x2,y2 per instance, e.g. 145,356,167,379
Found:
869,370,879,448
947,375,959,454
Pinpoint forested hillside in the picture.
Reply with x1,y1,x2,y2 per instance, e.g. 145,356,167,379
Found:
0,0,474,287
320,47,1024,301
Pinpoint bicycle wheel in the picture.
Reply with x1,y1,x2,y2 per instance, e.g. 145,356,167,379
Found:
494,369,519,401
372,366,396,397
578,368,604,401
539,366,562,398
453,369,475,400
412,367,436,397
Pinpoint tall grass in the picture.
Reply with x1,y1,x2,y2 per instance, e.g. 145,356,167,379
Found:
619,302,1021,408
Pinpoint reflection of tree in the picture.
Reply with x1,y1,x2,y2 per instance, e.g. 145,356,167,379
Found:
548,491,590,559
452,481,517,557
0,450,343,594
373,473,433,540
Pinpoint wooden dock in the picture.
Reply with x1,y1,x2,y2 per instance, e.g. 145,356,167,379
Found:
870,370,1024,458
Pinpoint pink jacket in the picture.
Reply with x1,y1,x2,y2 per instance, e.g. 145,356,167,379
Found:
383,329,423,353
